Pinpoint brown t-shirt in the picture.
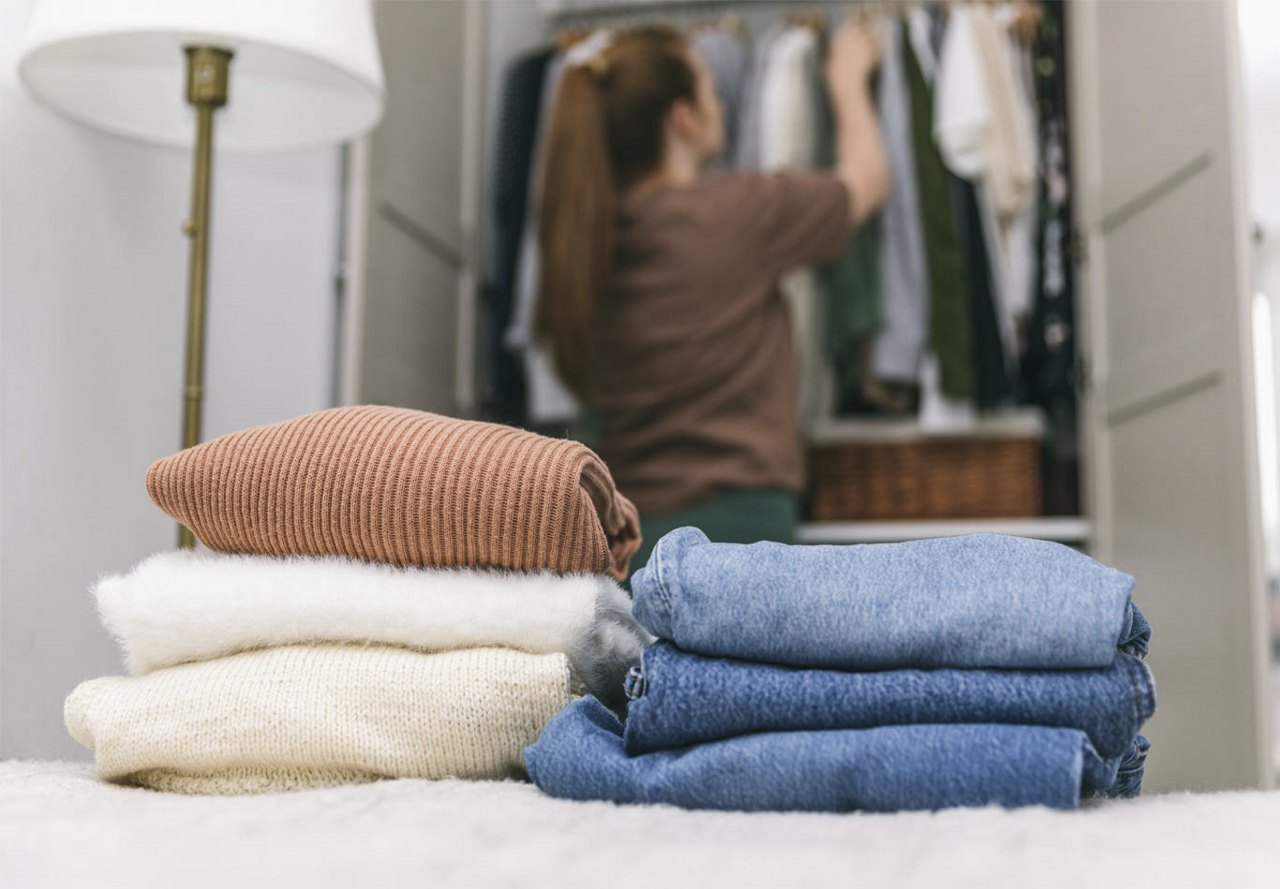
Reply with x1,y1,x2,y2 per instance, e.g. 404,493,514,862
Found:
593,171,852,517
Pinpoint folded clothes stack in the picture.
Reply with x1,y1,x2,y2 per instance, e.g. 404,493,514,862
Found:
526,527,1156,813
65,405,648,794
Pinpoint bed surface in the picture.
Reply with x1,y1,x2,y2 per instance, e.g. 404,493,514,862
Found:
2,760,1277,888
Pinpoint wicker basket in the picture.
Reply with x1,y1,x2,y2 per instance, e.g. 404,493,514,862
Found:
807,413,1044,522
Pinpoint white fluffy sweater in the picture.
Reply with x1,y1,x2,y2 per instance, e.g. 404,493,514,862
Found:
94,550,648,711
65,645,573,794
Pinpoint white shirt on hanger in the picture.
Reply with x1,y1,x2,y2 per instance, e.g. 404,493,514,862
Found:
934,5,1037,375
995,2,1041,328
759,25,834,420
873,15,930,387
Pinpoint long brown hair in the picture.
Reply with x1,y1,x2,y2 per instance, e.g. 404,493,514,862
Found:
534,26,696,402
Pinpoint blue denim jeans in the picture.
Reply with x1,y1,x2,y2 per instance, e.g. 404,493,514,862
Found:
631,528,1148,670
622,642,1156,758
525,696,1148,812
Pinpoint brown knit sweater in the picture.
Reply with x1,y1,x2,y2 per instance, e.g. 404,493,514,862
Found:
146,406,642,579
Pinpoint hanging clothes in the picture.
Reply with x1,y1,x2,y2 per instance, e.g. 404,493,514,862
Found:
480,7,1057,432
995,1,1042,351
903,23,974,401
1025,119,1077,443
734,23,785,171
486,46,554,426
935,5,1035,219
504,48,583,426
935,4,1037,375
1023,1,1079,513
955,172,1017,409
906,4,976,431
759,25,833,420
872,17,928,389
817,22,883,416
759,27,819,171
968,7,1037,221
693,26,749,169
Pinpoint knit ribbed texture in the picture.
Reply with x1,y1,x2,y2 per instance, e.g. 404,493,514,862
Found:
65,645,573,794
145,406,642,580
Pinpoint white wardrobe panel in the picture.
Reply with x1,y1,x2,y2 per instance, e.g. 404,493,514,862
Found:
1072,0,1272,791
371,0,466,252
1100,168,1221,419
349,0,483,413
1092,0,1222,217
363,210,459,411
1109,385,1259,789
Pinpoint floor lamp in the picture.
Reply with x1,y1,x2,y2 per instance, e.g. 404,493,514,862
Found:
17,0,385,547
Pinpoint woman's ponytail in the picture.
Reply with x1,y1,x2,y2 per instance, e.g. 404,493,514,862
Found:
534,26,695,403
534,63,616,403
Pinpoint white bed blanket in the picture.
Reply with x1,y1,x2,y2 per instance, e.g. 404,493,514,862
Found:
1,760,1277,889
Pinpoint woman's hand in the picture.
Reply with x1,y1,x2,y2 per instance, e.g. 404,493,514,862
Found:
825,20,883,102
825,19,891,225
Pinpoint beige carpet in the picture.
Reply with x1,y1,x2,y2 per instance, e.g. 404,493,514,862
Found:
2,760,1278,889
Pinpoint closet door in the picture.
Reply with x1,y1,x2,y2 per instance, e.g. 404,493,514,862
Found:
1071,0,1272,791
341,0,486,413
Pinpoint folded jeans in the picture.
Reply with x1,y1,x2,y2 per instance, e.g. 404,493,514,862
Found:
623,641,1156,759
525,696,1146,812
632,528,1147,670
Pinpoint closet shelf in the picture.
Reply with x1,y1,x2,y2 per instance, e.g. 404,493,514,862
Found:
796,517,1091,545
807,408,1046,445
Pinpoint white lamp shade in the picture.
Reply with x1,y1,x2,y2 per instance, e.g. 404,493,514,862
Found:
17,0,385,151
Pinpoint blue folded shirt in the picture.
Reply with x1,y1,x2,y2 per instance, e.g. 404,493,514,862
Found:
623,641,1156,758
632,529,1148,670
526,696,1149,812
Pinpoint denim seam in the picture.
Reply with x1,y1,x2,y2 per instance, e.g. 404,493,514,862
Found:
1121,655,1141,741
651,535,677,623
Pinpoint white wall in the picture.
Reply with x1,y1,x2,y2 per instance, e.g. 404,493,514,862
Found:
1239,0,1280,581
0,0,342,758
1239,0,1280,233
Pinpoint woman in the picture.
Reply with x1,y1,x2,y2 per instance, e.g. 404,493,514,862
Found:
535,23,890,574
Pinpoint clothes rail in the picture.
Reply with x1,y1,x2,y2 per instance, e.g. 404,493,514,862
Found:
542,0,975,20
544,0,876,25
544,0,1042,42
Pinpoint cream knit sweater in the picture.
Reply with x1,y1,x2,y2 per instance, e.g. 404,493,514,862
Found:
65,645,573,795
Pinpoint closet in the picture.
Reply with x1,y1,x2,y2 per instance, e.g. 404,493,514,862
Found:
341,0,1273,795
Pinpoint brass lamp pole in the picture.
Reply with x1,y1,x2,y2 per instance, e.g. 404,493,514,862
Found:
18,5,386,552
177,46,232,549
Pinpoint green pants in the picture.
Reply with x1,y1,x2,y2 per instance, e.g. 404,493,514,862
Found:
629,488,799,584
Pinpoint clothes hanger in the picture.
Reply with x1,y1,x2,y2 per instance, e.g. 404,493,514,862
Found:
1009,1,1045,45
845,2,880,27
785,9,828,35
717,12,747,40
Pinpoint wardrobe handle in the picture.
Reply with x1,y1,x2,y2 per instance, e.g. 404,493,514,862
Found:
1074,354,1090,395
1068,228,1088,265
376,200,466,272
